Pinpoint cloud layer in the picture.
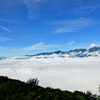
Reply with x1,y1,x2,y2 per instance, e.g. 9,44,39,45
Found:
0,57,100,94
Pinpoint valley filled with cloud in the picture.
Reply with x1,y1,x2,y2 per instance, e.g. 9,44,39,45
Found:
0,56,100,94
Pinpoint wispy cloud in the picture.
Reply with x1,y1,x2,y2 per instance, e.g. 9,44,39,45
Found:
68,41,75,45
13,42,60,51
23,0,45,19
0,26,12,33
0,37,12,42
0,0,100,20
0,18,14,23
0,47,8,50
50,18,96,33
23,0,100,19
73,0,100,14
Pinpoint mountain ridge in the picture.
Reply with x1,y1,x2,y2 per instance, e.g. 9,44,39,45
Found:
24,46,100,58
1,46,100,60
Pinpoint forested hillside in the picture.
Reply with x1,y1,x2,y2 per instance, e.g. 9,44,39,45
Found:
0,76,99,100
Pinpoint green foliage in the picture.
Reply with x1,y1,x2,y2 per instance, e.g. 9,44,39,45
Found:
86,91,98,100
0,76,99,100
26,78,39,86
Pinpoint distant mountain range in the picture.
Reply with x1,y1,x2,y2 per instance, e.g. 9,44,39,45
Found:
24,46,100,59
2,46,100,60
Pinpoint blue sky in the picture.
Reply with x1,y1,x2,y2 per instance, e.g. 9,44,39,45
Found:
0,0,100,56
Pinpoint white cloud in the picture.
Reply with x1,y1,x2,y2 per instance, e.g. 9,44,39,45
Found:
24,0,41,8
0,47,3,49
0,37,12,42
0,26,12,33
13,42,60,51
0,47,5,50
23,0,46,19
68,41,75,45
72,47,78,50
0,57,100,94
1,0,100,20
72,1,97,14
51,18,95,33
23,0,100,19
0,47,8,50
0,18,14,23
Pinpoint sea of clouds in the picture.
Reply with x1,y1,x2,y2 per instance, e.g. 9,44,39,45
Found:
0,56,100,94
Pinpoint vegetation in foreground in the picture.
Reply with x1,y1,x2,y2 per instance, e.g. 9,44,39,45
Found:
0,76,100,100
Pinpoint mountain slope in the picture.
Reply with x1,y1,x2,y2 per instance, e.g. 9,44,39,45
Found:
0,76,99,100
24,46,100,59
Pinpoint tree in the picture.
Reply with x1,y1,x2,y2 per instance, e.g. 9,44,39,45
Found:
86,91,98,100
26,78,39,86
